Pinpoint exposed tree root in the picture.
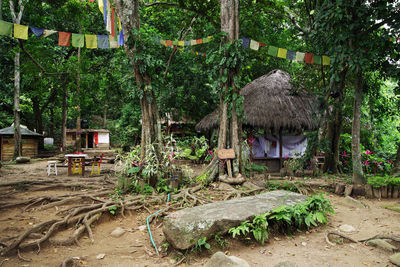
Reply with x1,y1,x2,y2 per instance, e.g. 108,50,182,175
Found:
0,182,249,256
59,256,81,267
17,249,31,262
359,235,400,243
325,230,358,246
326,231,400,247
51,213,101,246
219,175,246,185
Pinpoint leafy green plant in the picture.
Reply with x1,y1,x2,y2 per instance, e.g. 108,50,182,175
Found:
228,220,250,238
214,235,228,249
157,178,172,193
108,205,118,215
192,237,210,251
251,213,269,245
367,175,400,188
228,194,334,244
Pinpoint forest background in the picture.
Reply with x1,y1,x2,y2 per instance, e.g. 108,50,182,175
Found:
0,0,399,184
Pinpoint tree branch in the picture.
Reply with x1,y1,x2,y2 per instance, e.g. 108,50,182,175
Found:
18,40,71,76
144,1,218,29
358,17,395,38
163,16,196,78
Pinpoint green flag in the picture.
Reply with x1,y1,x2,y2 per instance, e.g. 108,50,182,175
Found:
267,46,278,57
72,33,84,48
0,20,13,37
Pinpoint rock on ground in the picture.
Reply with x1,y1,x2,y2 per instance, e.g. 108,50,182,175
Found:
16,156,30,163
204,252,250,267
274,261,298,267
343,196,368,209
218,182,235,191
242,181,263,191
367,239,397,252
110,227,125,238
339,224,356,233
390,253,400,266
163,190,307,250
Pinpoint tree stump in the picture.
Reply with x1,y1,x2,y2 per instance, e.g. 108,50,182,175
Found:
365,184,374,198
393,187,399,198
373,187,381,199
344,185,353,197
381,186,388,198
334,184,345,195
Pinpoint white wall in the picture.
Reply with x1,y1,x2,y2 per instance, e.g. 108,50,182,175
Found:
98,132,109,144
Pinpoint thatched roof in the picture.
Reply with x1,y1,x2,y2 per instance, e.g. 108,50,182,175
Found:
195,69,318,133
0,125,42,137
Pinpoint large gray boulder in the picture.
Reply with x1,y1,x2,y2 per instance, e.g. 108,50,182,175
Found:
390,253,400,266
205,252,250,267
163,190,307,250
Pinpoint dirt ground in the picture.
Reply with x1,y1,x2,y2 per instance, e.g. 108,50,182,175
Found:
0,159,399,267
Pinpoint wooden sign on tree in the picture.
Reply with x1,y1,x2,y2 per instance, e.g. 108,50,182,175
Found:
217,148,236,178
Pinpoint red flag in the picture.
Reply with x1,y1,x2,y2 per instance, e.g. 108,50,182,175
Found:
259,42,268,47
111,7,116,38
58,32,71,47
195,38,203,44
89,0,95,2
305,52,314,64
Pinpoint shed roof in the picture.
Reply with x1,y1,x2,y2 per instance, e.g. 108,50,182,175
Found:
0,126,42,137
66,129,110,133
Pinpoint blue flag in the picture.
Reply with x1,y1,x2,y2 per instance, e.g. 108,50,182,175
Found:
30,27,44,37
97,35,110,48
286,50,296,61
118,25,124,45
241,37,250,48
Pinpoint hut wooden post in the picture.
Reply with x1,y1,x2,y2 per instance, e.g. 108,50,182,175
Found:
279,128,283,169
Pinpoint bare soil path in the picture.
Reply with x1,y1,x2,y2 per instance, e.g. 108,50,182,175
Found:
0,160,399,267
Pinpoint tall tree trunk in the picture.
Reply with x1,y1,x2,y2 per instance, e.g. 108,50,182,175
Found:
323,69,347,173
32,97,44,149
13,51,22,158
391,142,400,177
62,87,68,152
352,68,364,184
75,47,81,152
10,0,25,159
103,106,107,128
115,1,163,186
49,107,54,137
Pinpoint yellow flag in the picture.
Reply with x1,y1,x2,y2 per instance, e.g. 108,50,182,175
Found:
178,41,184,46
85,34,97,49
322,55,331,66
277,48,288,59
14,24,28,40
98,0,103,14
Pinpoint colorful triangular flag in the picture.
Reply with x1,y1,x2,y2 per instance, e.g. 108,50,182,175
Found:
30,27,44,37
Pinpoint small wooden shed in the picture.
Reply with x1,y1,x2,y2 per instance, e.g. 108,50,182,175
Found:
66,129,110,149
0,125,42,161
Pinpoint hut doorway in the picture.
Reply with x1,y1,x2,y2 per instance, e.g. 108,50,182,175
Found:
88,132,94,148
81,133,94,149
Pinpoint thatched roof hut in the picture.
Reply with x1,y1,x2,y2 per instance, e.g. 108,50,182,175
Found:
195,69,317,133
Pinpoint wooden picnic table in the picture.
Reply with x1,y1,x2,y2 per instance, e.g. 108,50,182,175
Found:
65,154,88,176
